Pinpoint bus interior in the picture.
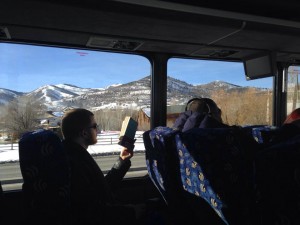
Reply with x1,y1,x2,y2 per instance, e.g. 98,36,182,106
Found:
1,0,300,224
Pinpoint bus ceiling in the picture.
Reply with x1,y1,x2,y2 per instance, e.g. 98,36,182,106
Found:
1,0,300,63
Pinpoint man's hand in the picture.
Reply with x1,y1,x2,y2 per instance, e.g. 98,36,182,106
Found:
120,147,134,161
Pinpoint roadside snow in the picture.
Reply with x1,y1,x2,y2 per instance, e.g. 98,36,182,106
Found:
0,131,146,163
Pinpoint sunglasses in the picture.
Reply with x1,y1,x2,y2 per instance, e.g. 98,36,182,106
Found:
86,124,99,130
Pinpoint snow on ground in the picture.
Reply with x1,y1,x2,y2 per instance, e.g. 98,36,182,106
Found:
0,131,146,163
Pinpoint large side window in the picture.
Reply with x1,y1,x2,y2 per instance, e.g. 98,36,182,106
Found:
0,43,150,191
167,58,273,126
286,66,300,115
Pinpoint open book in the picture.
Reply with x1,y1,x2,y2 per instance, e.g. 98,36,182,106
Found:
118,116,138,149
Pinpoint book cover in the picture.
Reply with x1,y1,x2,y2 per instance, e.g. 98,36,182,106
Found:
118,116,138,149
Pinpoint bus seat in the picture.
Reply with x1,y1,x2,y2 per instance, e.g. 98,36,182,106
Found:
176,128,259,225
143,127,225,225
143,127,179,204
19,129,71,225
249,125,278,144
255,134,300,225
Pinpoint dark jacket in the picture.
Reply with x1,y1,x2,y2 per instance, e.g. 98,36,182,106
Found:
63,140,136,225
173,110,228,132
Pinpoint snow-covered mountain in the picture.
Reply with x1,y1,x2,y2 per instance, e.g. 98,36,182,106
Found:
195,80,241,91
27,85,77,102
0,88,23,105
25,84,102,109
64,76,151,110
0,76,268,111
55,84,102,95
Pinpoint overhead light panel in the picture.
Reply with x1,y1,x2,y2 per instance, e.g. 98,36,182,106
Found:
87,36,143,51
0,27,11,39
191,48,238,58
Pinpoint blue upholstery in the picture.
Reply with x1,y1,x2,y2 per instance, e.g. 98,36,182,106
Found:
241,125,280,144
143,127,179,204
175,133,226,223
144,127,226,225
144,127,189,225
145,125,300,225
144,127,259,225
177,128,258,225
251,125,278,144
19,129,71,224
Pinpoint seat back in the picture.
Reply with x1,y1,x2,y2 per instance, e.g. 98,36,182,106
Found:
143,127,180,204
176,127,259,225
255,134,300,224
145,125,300,225
248,125,278,144
144,127,225,225
19,129,71,224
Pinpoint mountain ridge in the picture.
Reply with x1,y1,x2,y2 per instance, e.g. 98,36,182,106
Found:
0,75,269,110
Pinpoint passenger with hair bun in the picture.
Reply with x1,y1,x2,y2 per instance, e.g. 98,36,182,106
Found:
173,97,228,132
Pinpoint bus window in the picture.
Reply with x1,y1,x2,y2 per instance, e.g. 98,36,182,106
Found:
167,58,273,127
0,43,150,191
286,66,300,116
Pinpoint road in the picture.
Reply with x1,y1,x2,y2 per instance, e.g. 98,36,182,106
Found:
0,153,147,191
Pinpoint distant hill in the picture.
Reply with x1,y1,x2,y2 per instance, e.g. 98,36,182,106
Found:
0,75,269,111
0,88,23,105
195,80,241,92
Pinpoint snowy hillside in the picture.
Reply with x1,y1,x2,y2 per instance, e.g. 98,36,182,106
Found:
0,76,268,111
0,88,23,105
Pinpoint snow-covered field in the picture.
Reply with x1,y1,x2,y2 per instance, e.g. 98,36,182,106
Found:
0,131,145,163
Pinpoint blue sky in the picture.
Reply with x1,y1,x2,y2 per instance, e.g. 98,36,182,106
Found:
0,43,272,92
169,58,272,88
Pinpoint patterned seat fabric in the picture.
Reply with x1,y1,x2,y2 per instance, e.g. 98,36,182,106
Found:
19,129,71,224
143,127,179,204
176,128,259,225
240,125,278,144
255,134,300,225
144,127,188,225
145,126,300,225
144,127,226,225
250,125,278,144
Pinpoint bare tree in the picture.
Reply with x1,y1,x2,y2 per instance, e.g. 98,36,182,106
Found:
212,88,272,126
4,96,46,138
94,108,138,131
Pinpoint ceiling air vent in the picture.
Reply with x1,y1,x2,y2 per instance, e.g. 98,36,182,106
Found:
191,48,238,58
87,36,143,51
209,50,239,58
0,27,11,39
